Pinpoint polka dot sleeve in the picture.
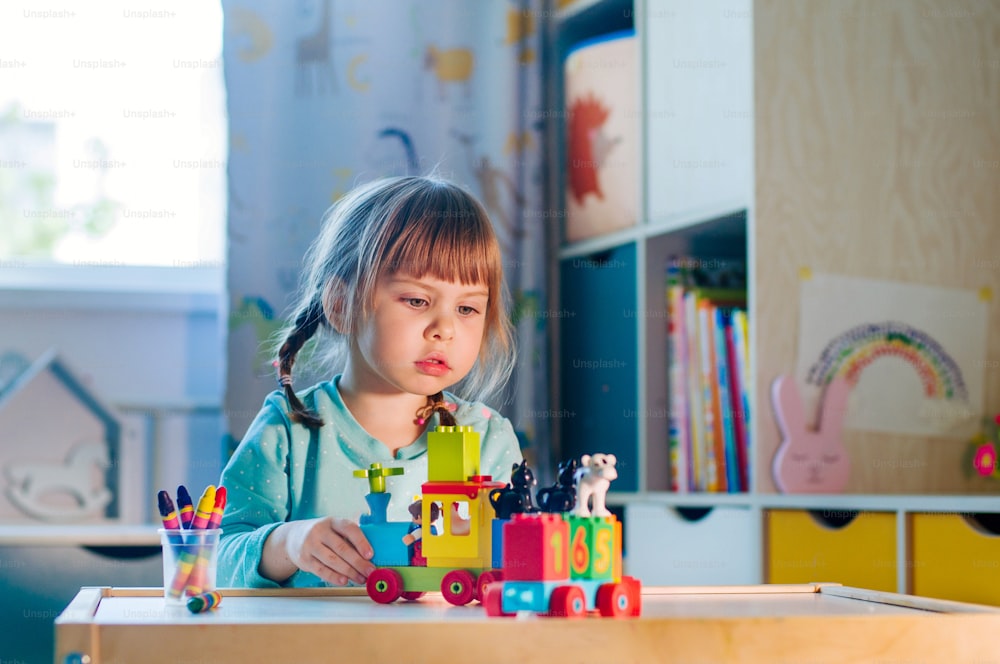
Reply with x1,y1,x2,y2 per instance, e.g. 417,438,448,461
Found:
217,398,292,588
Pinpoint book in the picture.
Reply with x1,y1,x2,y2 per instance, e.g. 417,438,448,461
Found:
684,290,706,491
697,299,722,491
714,306,741,492
666,270,689,492
725,314,749,492
731,309,752,491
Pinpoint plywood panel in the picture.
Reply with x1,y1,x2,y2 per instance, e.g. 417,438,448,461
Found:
754,0,1000,493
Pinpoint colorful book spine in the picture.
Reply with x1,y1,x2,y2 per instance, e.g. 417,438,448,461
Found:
732,309,752,490
697,299,720,492
713,306,740,493
725,313,749,492
666,277,689,493
684,290,705,491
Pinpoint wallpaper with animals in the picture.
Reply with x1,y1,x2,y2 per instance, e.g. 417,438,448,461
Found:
222,0,549,467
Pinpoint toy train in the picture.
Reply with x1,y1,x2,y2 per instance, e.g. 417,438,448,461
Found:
354,425,641,618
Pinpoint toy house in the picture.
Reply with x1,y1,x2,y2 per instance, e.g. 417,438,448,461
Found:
0,349,121,523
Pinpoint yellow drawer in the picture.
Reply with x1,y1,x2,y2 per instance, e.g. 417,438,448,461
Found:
766,509,896,591
910,513,1000,606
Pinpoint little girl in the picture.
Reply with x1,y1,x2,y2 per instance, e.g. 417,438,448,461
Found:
218,175,522,588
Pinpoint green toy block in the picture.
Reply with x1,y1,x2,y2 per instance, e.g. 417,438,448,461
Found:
427,425,481,482
565,515,616,581
394,566,449,593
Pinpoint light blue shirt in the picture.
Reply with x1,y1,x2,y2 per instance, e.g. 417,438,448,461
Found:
217,376,522,588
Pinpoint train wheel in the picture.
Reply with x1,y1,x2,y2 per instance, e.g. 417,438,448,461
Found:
548,585,587,617
475,570,503,602
441,570,477,606
367,568,403,604
596,582,631,617
483,584,513,617
623,575,642,616
401,591,426,601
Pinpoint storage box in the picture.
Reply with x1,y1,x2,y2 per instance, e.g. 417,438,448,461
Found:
625,503,760,585
564,30,639,243
910,512,1000,605
766,509,896,591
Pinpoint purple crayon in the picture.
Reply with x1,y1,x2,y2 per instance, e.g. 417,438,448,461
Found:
176,485,195,529
157,491,185,549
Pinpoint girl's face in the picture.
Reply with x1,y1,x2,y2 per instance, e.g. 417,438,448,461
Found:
348,273,488,398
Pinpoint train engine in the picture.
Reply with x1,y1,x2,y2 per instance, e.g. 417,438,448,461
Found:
358,425,505,606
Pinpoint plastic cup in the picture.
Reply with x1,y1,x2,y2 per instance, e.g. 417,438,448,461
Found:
159,528,221,605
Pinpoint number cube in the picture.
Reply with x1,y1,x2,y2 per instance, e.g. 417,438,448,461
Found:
566,515,616,581
502,513,569,582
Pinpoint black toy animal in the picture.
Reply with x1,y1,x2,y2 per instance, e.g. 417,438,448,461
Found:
536,457,579,513
489,459,538,519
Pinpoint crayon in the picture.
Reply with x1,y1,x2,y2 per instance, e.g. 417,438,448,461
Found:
157,491,185,554
190,485,216,530
186,591,222,613
167,546,200,599
157,490,182,531
176,485,195,529
209,486,226,530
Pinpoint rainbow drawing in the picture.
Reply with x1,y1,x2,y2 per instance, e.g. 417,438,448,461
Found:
806,321,968,401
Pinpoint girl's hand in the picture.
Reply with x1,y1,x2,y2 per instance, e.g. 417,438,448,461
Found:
264,517,376,586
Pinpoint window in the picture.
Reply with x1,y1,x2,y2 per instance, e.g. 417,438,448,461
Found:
0,1,226,270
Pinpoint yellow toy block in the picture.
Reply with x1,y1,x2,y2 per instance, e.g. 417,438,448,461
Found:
421,486,495,568
427,425,480,482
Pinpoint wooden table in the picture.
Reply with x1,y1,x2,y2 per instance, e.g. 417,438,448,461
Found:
56,583,1000,663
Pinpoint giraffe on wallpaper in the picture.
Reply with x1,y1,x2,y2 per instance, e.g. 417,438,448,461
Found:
296,0,336,95
452,130,524,256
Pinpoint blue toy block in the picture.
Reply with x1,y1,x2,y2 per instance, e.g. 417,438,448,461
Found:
499,580,559,614
360,522,411,566
491,518,506,569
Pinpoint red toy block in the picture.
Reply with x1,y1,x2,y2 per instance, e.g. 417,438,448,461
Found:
502,513,569,582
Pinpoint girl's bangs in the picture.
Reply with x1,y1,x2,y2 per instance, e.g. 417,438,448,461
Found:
382,212,500,288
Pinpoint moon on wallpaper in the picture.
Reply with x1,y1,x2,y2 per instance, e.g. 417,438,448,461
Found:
229,8,274,63
347,54,371,92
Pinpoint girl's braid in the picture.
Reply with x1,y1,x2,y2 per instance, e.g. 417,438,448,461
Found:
276,300,325,429
415,391,457,427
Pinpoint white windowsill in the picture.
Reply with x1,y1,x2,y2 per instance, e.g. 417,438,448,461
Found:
0,264,225,313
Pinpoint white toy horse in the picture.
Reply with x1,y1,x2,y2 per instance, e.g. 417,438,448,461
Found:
572,453,618,517
6,441,112,520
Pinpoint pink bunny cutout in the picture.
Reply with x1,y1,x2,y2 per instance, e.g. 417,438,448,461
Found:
771,375,851,493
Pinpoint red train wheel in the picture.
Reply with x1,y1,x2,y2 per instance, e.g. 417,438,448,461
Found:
483,584,513,617
401,591,425,601
475,569,503,602
441,570,477,606
548,585,586,617
623,575,642,616
367,568,403,604
596,582,631,617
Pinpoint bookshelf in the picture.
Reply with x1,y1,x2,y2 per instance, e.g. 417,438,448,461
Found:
546,0,1000,602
